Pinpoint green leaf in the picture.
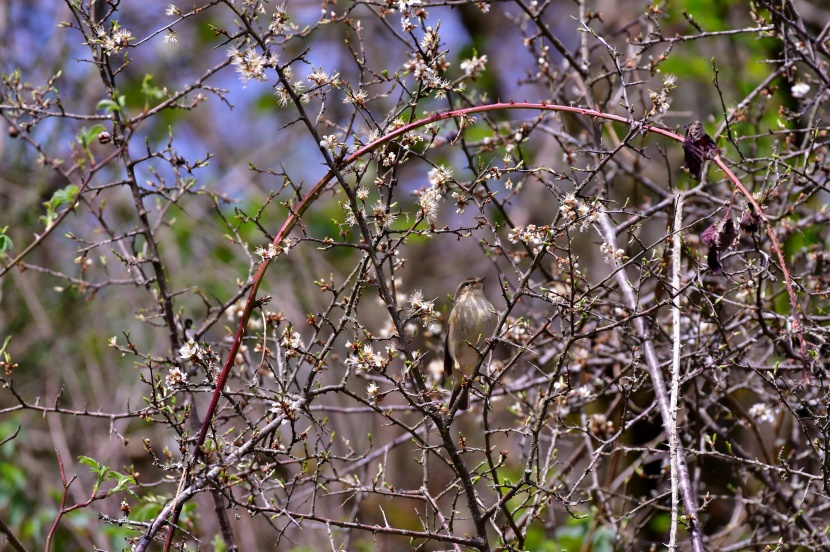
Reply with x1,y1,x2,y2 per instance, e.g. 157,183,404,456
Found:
141,74,165,100
51,185,79,207
212,533,227,552
76,125,106,149
40,185,79,228
0,226,13,259
96,95,126,114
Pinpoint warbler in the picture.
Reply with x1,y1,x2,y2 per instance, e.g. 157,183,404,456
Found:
444,277,497,410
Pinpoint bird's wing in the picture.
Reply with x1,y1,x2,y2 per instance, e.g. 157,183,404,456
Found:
444,333,453,380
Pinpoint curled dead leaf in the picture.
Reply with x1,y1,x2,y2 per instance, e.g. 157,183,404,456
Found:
683,120,719,180
700,215,738,273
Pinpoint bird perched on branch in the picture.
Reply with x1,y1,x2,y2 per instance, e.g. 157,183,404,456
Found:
444,277,497,410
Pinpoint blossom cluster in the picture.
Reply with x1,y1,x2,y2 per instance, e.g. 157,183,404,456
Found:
559,193,598,231
365,382,382,404
97,26,133,56
228,47,277,84
748,402,776,424
408,290,437,328
400,26,455,99
600,242,625,264
281,327,304,351
254,239,296,261
647,74,676,116
417,184,443,223
345,343,388,373
174,340,219,387
508,224,552,248
370,200,398,229
268,395,303,422
398,0,424,31
427,165,453,190
460,54,488,79
179,339,216,364
267,6,291,37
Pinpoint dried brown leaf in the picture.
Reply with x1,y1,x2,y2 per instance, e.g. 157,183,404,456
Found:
683,120,719,179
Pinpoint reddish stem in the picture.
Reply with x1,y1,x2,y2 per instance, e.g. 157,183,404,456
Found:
715,159,808,378
46,449,97,551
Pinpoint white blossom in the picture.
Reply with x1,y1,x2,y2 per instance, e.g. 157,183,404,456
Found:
255,239,293,261
308,68,340,87
600,242,624,264
343,88,368,105
281,328,303,349
274,85,291,107
748,402,775,424
179,340,200,359
398,0,422,12
269,396,303,420
418,185,442,223
366,382,381,404
559,193,598,231
508,224,548,247
229,47,275,84
99,27,134,55
345,344,387,373
166,366,188,387
791,82,810,99
408,290,437,327
371,200,397,228
460,54,488,78
427,165,453,189
269,7,290,35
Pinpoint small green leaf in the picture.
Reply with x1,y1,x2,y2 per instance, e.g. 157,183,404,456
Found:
0,226,13,259
97,94,126,114
141,74,165,100
76,125,106,148
51,185,79,206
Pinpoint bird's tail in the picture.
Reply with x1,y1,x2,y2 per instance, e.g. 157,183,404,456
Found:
450,382,469,410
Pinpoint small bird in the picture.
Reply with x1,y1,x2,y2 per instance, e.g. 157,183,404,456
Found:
444,277,497,410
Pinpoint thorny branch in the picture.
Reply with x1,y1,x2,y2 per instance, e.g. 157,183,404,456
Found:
2,1,830,551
